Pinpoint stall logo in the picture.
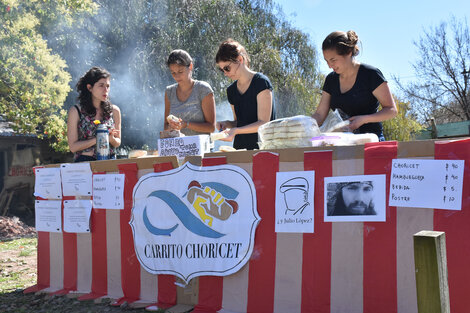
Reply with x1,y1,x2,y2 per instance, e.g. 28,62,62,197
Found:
130,163,259,283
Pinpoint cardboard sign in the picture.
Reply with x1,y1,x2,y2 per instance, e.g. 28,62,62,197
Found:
130,163,259,283
158,135,210,158
389,159,464,210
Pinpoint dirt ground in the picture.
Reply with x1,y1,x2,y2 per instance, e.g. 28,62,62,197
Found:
0,216,166,312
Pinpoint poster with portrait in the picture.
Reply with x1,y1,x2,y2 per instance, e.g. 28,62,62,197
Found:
324,174,386,222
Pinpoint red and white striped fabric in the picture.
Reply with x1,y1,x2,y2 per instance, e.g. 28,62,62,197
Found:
26,139,470,313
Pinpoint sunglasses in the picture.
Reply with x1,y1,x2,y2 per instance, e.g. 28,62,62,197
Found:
219,61,234,73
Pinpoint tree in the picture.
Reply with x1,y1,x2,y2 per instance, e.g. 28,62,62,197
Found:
395,16,470,124
46,0,322,149
0,0,96,152
382,96,424,141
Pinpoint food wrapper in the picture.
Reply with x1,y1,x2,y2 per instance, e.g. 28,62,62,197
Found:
167,114,180,123
210,132,229,141
319,109,351,133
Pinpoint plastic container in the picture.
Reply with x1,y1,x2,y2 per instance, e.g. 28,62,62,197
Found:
96,123,110,160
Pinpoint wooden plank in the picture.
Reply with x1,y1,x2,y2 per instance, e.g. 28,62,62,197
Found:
413,231,450,313
436,121,470,138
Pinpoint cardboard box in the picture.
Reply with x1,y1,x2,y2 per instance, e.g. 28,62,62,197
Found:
158,135,210,158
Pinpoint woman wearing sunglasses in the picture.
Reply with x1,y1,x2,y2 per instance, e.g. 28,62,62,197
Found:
164,49,216,135
215,39,275,150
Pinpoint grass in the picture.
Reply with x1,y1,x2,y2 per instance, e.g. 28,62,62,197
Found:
0,237,170,312
0,237,36,251
0,237,37,293
0,215,143,311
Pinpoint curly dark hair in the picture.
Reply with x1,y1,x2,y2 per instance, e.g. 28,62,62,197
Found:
76,67,113,119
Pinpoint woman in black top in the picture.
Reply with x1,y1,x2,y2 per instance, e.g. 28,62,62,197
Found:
215,39,275,150
312,30,397,141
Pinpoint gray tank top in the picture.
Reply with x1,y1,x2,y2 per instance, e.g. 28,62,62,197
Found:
166,80,214,136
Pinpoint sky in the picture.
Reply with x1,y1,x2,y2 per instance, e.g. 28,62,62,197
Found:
273,0,469,94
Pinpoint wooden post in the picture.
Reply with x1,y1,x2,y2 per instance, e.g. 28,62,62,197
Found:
430,118,437,139
413,230,450,313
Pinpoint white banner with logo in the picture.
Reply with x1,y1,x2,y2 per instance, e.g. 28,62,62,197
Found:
130,163,259,283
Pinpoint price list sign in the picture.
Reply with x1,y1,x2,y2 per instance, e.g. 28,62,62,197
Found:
92,174,125,209
389,159,464,210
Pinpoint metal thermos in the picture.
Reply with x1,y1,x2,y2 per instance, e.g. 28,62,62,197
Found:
96,123,109,160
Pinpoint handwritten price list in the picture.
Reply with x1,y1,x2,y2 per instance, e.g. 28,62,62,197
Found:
92,174,125,209
389,159,464,210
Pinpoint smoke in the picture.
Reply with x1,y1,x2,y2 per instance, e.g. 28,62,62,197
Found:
46,2,236,152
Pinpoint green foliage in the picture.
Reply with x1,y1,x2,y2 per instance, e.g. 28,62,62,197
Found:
382,96,424,141
0,0,96,152
2,0,322,151
46,0,322,148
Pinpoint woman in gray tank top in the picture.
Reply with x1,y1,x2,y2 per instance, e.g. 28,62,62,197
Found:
164,50,216,136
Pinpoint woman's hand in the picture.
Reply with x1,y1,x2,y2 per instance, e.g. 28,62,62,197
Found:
109,129,120,146
348,115,369,131
219,128,237,141
109,128,120,138
216,120,235,132
168,117,186,131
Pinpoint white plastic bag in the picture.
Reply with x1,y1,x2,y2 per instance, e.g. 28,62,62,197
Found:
258,115,321,149
319,109,350,133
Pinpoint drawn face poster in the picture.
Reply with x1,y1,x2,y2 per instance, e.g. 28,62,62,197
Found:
275,171,314,233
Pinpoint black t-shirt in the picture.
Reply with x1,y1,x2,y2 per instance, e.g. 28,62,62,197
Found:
322,63,386,138
227,72,275,150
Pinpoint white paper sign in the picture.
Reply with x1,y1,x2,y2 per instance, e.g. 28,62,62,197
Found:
130,163,259,283
275,171,314,233
63,200,92,233
34,168,62,199
93,174,125,209
389,159,464,210
324,175,386,222
35,200,62,232
60,163,93,197
158,135,210,158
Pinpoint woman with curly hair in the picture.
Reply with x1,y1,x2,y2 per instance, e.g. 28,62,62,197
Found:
67,67,121,162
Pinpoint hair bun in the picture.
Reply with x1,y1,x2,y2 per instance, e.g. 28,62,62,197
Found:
346,30,359,45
